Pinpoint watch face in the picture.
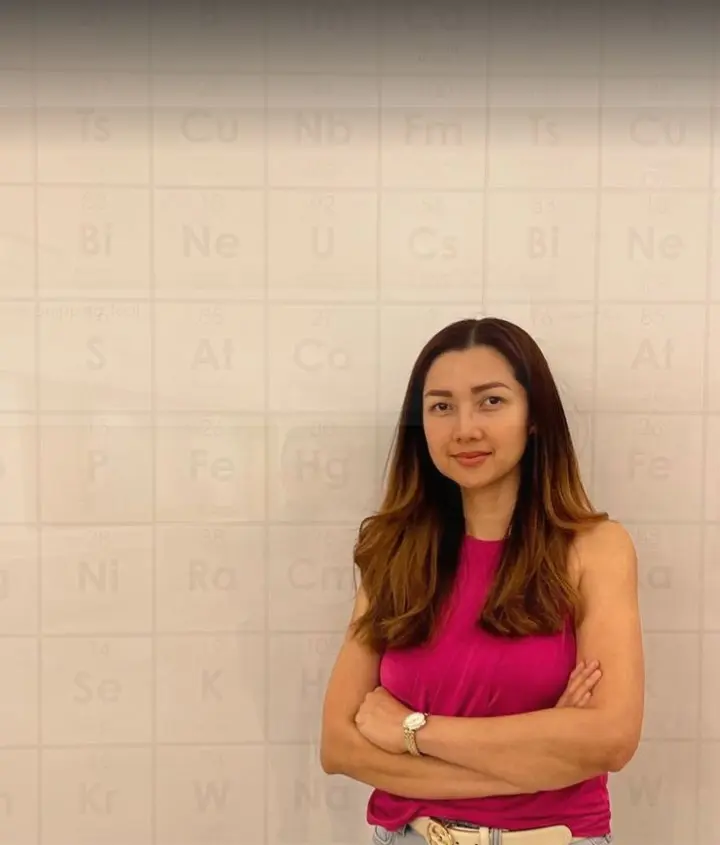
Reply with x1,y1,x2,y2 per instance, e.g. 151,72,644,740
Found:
405,712,426,730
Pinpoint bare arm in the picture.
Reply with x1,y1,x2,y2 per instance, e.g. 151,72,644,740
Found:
320,584,531,799
415,521,645,793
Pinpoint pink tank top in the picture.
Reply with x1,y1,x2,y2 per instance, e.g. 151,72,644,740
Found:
367,535,610,839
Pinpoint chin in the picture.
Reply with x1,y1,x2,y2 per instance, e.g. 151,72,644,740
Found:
444,466,494,489
457,475,495,491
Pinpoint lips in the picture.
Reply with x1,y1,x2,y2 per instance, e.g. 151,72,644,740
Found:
452,450,491,468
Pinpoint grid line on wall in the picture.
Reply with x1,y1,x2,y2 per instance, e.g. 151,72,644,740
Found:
31,11,42,842
696,6,719,839
589,0,605,502
9,66,720,80
14,184,720,192
147,33,157,845
375,7,384,509
261,12,271,844
480,3,491,314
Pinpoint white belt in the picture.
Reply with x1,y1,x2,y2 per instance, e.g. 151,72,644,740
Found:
410,817,587,845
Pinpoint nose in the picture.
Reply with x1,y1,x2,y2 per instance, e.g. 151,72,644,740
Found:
452,404,480,442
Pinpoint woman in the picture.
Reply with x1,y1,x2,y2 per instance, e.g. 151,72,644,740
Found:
320,317,644,845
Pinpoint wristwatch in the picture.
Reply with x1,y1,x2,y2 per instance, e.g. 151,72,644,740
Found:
402,711,428,756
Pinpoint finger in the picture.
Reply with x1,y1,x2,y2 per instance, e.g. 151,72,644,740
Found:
569,661,586,677
579,668,602,690
567,661,588,682
589,669,602,688
565,662,600,696
576,691,592,707
563,667,600,700
557,661,601,708
568,669,602,703
573,660,599,681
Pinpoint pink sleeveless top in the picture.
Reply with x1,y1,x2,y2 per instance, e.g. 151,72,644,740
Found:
367,535,610,839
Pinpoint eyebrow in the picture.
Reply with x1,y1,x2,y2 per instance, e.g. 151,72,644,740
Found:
424,381,511,398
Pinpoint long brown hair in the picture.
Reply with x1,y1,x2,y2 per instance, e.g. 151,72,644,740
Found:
352,317,607,651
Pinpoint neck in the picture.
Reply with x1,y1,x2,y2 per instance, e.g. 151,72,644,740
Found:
461,469,520,541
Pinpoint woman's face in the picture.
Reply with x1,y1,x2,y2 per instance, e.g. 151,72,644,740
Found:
421,345,531,490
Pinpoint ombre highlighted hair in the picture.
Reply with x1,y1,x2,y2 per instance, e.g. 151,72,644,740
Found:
352,317,608,651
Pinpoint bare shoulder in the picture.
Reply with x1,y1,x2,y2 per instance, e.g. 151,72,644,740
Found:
566,520,638,593
569,519,637,582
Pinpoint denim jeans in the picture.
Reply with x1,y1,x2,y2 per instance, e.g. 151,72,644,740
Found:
371,823,613,845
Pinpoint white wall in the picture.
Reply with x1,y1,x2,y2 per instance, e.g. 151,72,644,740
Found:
0,2,717,844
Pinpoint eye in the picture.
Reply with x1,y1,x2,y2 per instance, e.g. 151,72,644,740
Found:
482,395,504,407
429,401,451,412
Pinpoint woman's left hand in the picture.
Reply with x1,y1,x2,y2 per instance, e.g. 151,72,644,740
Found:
355,686,413,754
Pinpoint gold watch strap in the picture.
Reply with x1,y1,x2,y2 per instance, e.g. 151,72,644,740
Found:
404,725,422,756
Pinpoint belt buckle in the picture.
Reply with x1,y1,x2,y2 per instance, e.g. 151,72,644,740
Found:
426,820,455,845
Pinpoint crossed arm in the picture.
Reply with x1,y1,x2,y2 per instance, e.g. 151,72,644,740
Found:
320,520,644,798
411,522,645,792
320,591,527,799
